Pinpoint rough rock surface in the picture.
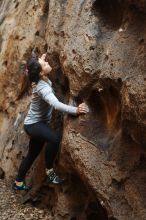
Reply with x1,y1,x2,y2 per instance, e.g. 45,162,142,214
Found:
0,0,146,219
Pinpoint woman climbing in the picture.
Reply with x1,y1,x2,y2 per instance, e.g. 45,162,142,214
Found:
12,51,89,191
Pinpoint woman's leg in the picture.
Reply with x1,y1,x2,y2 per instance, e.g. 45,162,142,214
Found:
15,138,45,182
15,122,61,182
44,129,61,169
24,122,61,169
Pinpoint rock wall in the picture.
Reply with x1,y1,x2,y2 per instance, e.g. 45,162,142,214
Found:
0,0,146,219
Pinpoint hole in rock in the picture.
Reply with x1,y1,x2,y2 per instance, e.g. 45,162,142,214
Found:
139,38,144,44
3,60,8,66
44,43,48,52
92,0,124,30
87,212,104,220
87,200,108,220
74,85,121,151
70,217,77,220
90,46,96,50
10,101,15,107
15,2,19,8
43,0,50,14
35,31,40,36
72,49,76,54
0,167,5,179
89,201,100,211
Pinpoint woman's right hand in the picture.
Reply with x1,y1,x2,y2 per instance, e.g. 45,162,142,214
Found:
77,102,89,115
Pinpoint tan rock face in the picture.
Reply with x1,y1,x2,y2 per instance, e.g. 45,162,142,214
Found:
0,0,146,219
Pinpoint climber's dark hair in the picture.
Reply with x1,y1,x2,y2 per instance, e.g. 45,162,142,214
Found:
27,58,42,84
16,54,42,100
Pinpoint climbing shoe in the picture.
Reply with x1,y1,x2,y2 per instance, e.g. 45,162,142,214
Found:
12,181,31,192
46,168,64,185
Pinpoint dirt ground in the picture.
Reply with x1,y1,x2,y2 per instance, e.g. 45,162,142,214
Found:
0,179,53,220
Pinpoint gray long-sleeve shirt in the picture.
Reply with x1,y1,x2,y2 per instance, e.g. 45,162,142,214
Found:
24,79,77,125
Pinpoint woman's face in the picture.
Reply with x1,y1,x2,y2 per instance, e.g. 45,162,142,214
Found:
39,58,52,76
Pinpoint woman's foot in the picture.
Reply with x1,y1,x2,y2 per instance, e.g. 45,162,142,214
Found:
12,181,31,191
46,168,64,185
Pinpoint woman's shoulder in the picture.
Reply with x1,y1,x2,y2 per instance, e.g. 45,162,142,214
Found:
36,79,52,92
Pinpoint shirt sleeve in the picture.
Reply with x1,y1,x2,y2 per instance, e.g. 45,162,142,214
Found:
37,85,78,115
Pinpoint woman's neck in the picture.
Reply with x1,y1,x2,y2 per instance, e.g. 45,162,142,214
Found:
40,75,49,82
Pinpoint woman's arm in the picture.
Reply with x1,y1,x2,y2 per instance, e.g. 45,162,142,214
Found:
38,85,78,115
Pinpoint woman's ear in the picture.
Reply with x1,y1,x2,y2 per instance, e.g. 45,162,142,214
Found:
40,71,44,77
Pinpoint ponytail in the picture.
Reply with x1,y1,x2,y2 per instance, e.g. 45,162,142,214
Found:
16,54,42,100
16,68,31,100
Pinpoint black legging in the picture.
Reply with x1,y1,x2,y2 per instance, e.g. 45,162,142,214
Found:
15,122,61,182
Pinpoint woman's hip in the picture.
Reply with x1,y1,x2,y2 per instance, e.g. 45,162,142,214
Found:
24,121,61,144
